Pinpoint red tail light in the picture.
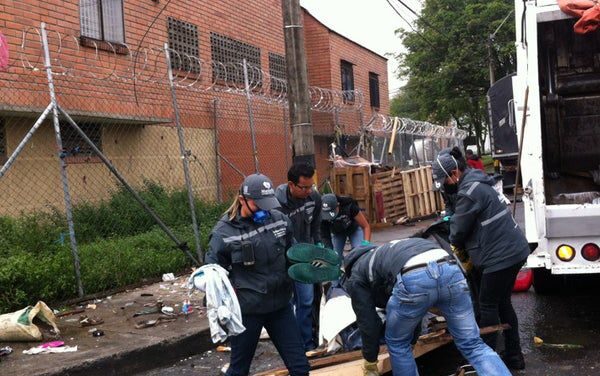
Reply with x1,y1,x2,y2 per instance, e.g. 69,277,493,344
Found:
581,243,600,261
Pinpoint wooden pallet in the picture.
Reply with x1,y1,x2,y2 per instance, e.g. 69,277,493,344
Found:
401,166,441,219
371,169,407,225
330,166,372,222
256,324,510,376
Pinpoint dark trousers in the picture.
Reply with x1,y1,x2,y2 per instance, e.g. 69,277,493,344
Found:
227,303,310,376
478,261,525,356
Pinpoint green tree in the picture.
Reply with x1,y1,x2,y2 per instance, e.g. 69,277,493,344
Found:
394,0,516,153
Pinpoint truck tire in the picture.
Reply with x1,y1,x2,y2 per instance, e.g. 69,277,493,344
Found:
532,268,559,295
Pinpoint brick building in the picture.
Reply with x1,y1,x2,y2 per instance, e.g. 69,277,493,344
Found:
0,0,388,214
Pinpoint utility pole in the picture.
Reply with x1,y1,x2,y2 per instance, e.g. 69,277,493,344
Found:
282,0,315,167
487,34,496,86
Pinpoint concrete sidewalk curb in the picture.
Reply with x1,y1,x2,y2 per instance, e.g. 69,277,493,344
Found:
41,328,215,376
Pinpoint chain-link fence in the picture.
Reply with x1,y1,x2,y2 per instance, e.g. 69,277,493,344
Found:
0,22,368,300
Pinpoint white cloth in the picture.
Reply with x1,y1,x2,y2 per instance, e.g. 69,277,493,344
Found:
23,346,77,355
188,265,245,343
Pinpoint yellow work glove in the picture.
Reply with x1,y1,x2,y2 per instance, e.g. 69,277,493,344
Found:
451,245,473,273
362,360,380,376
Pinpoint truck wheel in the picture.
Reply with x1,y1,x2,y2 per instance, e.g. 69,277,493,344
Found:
532,268,559,295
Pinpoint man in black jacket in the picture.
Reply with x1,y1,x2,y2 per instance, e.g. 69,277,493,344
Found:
275,163,322,351
344,238,510,376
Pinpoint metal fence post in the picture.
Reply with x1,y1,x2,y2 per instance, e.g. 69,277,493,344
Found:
41,22,84,297
243,59,259,173
164,43,203,263
213,98,223,202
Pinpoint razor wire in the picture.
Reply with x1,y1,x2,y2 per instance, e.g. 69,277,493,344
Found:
15,28,363,113
365,115,468,168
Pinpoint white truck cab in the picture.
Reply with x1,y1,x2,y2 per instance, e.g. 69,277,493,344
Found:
513,0,600,292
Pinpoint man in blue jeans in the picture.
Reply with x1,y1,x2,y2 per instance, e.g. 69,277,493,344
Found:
344,238,511,376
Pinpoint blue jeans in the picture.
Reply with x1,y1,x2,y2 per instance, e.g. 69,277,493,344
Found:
227,304,309,376
293,281,315,350
385,262,511,376
331,227,364,259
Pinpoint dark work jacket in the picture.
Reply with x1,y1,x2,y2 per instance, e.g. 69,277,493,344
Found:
449,169,529,274
343,238,444,362
275,184,322,244
205,210,295,315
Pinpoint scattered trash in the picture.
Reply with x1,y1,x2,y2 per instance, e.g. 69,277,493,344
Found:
86,304,97,310
133,302,163,317
40,341,64,348
0,301,60,341
87,327,97,333
162,273,176,282
221,363,229,374
92,329,104,337
135,315,177,329
79,315,104,327
23,344,78,355
141,293,154,297
182,299,193,316
0,346,13,357
159,284,169,290
56,308,85,318
216,345,231,352
120,302,135,310
534,336,584,349
161,306,175,315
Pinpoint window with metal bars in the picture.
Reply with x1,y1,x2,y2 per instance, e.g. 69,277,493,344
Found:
369,72,380,108
268,52,287,92
167,17,200,74
210,32,261,85
60,123,103,162
341,60,355,102
79,0,125,44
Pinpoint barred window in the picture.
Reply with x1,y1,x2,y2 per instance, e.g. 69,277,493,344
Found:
341,60,355,102
210,32,261,85
268,52,286,91
167,17,200,74
369,72,380,108
60,123,103,158
79,0,125,44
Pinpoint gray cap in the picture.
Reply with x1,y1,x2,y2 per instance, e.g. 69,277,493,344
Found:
432,151,459,190
321,193,338,221
240,174,280,211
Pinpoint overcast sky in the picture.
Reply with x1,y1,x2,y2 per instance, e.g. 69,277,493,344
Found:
300,0,420,98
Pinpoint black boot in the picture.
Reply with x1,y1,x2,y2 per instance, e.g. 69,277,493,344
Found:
501,352,525,370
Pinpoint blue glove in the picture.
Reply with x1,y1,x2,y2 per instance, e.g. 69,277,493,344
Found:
443,215,452,222
316,242,324,248
361,240,371,246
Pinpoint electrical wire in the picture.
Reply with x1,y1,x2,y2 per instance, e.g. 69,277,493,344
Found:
385,0,435,47
132,0,174,105
395,0,444,36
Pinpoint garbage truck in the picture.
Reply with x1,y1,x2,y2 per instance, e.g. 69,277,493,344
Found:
510,0,600,293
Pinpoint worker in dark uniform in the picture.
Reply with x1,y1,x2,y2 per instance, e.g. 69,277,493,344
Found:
344,238,510,376
205,173,309,376
433,149,529,370
275,163,322,351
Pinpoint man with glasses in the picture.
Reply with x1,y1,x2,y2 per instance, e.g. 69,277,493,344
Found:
275,163,323,351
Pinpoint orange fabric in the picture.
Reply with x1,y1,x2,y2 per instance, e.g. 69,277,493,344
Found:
558,0,600,34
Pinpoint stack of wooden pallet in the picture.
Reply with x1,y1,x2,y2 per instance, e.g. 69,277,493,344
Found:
329,165,442,224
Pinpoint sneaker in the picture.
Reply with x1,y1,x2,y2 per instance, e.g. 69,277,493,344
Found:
501,352,525,370
288,262,341,283
287,243,340,265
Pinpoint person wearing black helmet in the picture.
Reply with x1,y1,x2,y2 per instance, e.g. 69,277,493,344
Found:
432,147,529,370
205,173,309,376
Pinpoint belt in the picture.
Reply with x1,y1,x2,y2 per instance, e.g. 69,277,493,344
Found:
401,256,456,275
